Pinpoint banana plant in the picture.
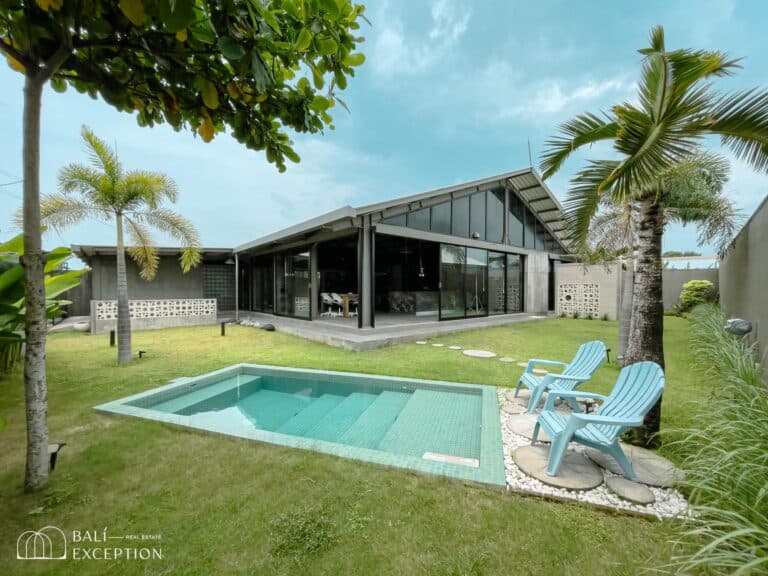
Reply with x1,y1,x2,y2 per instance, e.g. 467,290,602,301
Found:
0,233,85,374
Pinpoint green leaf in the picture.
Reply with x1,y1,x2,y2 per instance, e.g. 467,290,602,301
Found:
218,37,246,61
199,79,219,110
250,51,273,93
158,0,197,32
119,0,147,26
296,28,312,52
317,38,338,55
43,246,73,273
343,53,365,67
189,21,216,44
0,266,23,295
0,234,24,256
50,76,67,93
44,270,87,300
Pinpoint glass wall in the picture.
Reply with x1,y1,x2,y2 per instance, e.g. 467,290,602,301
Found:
465,248,487,317
486,189,505,244
488,252,506,315
506,254,524,312
249,255,274,313
508,195,524,247
439,244,466,319
451,196,469,238
430,201,451,235
275,250,310,318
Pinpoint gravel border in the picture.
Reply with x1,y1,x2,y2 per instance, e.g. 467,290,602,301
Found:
498,389,689,519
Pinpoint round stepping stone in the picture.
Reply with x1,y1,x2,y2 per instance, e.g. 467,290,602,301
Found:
505,414,550,442
585,445,685,488
514,445,604,490
448,345,462,350
415,341,427,345
499,357,517,363
463,349,497,358
605,475,656,505
501,401,526,415
432,343,444,347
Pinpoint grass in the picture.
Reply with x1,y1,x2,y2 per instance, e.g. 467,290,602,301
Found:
0,317,696,574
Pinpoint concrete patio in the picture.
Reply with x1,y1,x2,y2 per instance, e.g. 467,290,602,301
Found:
222,311,551,351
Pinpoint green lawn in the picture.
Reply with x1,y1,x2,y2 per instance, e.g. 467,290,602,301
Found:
0,317,697,575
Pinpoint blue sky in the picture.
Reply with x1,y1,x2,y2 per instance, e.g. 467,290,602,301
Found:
1,0,767,253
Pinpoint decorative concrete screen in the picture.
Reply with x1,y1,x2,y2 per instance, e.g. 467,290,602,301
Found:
558,283,600,318
90,298,218,334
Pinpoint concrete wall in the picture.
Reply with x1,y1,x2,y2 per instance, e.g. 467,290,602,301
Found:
720,195,768,371
89,255,204,300
555,263,619,320
662,268,719,310
59,270,92,316
525,252,550,314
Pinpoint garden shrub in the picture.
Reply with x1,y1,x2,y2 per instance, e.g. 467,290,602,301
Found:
677,279,718,313
664,304,767,574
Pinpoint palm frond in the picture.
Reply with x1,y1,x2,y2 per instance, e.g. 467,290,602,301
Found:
563,159,622,251
81,126,123,184
131,209,201,272
539,112,620,179
124,217,159,281
120,170,179,210
31,193,109,233
710,88,768,173
58,163,107,197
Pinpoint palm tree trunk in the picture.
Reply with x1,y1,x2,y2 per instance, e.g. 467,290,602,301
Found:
115,214,132,364
617,259,634,365
21,74,49,492
626,198,665,447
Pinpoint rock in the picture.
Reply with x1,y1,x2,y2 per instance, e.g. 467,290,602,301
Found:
605,476,656,505
501,402,526,415
260,323,275,331
462,349,497,358
432,343,444,347
585,445,685,488
506,414,550,442
514,445,604,490
448,345,462,350
499,357,516,363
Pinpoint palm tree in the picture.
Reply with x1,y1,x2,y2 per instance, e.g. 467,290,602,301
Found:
39,126,201,364
540,26,768,444
583,153,740,367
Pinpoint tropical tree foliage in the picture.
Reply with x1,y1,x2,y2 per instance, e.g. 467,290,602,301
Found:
31,126,202,365
0,234,84,374
540,25,768,445
0,0,367,492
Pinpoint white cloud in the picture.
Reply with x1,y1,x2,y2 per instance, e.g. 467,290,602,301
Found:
370,0,471,78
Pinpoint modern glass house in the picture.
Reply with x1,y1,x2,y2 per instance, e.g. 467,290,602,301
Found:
234,168,571,328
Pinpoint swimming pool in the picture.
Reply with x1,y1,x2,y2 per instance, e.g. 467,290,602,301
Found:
95,364,505,485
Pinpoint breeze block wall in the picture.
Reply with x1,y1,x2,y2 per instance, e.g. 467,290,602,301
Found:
90,298,218,334
555,263,619,320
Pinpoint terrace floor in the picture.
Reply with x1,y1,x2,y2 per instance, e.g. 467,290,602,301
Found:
219,310,549,351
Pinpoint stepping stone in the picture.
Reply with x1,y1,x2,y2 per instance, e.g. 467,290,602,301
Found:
605,475,656,505
463,349,497,358
585,445,685,488
515,362,548,375
514,445,604,490
501,401,526,415
448,345,462,350
505,414,550,442
415,341,427,345
499,357,516,363
432,343,444,347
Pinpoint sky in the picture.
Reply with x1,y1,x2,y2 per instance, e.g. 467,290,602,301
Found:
1,0,767,255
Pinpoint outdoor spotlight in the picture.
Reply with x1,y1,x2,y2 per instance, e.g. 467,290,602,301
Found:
471,232,480,239
725,318,753,336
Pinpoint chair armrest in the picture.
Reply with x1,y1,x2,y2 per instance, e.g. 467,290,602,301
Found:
526,359,568,373
572,413,642,427
543,390,607,411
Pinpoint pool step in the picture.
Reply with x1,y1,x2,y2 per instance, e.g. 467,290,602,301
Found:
304,393,378,442
276,394,346,436
238,389,312,431
377,389,482,459
151,375,262,414
338,391,412,449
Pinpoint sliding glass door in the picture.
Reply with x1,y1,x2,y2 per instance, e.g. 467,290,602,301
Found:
439,245,466,319
488,252,506,315
275,250,311,318
465,248,487,317
506,254,523,312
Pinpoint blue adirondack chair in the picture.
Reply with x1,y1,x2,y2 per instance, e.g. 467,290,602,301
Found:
515,340,607,413
532,361,665,478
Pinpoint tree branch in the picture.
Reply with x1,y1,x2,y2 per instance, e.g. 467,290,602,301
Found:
0,41,34,73
39,39,72,82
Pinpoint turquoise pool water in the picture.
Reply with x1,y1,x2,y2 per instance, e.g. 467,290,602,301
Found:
95,364,505,485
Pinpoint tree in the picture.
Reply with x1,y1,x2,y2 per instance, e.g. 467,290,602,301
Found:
38,126,201,364
582,153,740,367
0,0,367,492
540,25,768,445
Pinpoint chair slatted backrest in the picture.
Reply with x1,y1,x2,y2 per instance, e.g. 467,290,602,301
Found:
563,341,607,378
592,361,665,440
